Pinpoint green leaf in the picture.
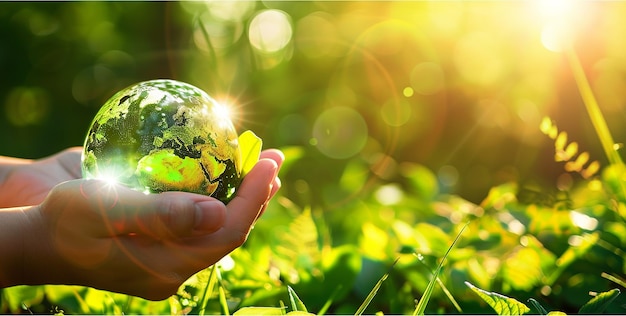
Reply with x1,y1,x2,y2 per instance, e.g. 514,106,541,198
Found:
465,282,530,315
287,286,308,313
233,307,285,315
1,286,45,313
238,130,262,176
502,238,556,292
400,163,439,201
578,289,620,314
43,285,92,314
301,245,361,311
546,232,599,286
272,208,320,272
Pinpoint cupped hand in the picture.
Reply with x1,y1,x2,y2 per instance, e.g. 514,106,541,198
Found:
0,147,83,207
14,149,284,301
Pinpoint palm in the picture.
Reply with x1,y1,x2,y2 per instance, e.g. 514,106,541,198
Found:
0,147,82,207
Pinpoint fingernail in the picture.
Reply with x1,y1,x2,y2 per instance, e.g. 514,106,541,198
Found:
194,200,226,232
267,160,279,180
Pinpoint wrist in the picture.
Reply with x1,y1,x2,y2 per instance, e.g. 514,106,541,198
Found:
0,205,57,288
0,206,33,287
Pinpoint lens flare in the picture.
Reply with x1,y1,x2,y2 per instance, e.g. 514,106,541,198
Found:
213,100,232,121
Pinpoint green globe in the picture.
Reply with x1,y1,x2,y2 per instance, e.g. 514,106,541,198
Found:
82,79,242,203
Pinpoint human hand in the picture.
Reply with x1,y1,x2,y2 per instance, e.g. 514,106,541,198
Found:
0,147,83,207
1,149,283,301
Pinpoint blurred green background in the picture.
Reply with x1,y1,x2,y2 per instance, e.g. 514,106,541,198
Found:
3,2,626,314
2,1,626,204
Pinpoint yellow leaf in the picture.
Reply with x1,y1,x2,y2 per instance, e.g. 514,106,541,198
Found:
555,132,567,152
581,160,600,179
238,130,263,176
564,161,581,173
540,117,553,135
573,151,590,167
564,142,578,161
548,125,558,139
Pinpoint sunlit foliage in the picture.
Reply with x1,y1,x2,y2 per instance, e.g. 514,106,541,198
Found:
1,1,626,314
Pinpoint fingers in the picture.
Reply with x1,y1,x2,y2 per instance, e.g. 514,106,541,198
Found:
139,192,228,237
105,189,227,239
44,148,283,246
98,148,285,240
37,148,285,301
221,158,278,242
260,149,284,200
44,180,227,240
46,147,83,179
214,149,285,242
259,148,285,165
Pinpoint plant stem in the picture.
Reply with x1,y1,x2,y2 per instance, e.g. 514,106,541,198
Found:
198,265,218,316
564,47,623,166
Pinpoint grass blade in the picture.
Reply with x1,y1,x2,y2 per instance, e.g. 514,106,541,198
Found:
354,258,399,316
415,254,462,313
216,268,230,316
436,277,462,313
565,47,623,167
412,222,468,315
198,265,219,316
601,272,626,288
527,298,548,315
287,286,308,313
195,17,218,73
317,285,343,316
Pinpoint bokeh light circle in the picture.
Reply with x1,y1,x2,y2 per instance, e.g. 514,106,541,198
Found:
381,98,411,127
410,62,445,95
4,87,50,126
206,1,255,22
248,9,293,53
194,12,244,51
312,107,368,159
295,11,341,59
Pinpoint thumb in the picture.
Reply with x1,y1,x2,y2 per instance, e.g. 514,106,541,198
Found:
44,180,227,240
125,191,228,239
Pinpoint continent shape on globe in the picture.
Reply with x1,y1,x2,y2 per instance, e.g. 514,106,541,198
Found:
82,79,242,203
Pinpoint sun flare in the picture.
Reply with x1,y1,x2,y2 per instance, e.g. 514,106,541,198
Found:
214,101,232,121
534,0,583,52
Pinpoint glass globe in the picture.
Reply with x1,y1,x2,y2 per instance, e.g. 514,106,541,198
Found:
82,79,241,203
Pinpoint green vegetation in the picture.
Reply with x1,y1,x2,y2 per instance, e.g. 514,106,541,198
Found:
1,1,626,314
